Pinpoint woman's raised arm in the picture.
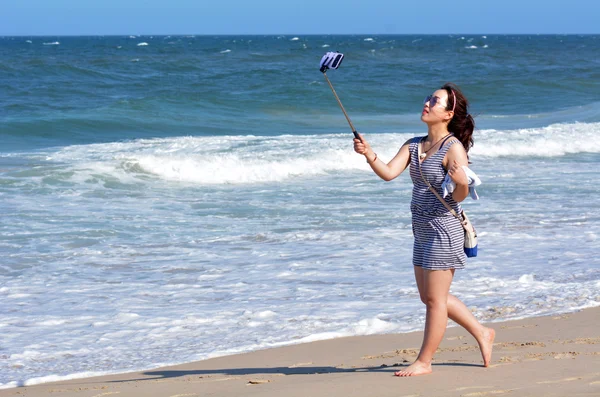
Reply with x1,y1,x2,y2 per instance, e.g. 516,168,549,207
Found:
353,133,412,181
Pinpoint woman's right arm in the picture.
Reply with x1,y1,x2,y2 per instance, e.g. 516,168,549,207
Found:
353,133,412,181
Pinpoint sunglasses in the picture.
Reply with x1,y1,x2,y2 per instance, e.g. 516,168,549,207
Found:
423,95,448,109
424,90,457,112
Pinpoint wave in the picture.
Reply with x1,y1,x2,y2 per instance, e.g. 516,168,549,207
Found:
471,121,600,158
0,371,111,389
44,135,364,185
12,121,599,187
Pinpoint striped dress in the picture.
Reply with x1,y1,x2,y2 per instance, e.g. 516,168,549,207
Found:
409,136,466,270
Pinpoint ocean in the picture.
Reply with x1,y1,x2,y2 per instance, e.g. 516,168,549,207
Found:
1,34,599,388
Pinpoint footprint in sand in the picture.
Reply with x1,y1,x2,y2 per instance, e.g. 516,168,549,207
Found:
168,394,198,397
248,379,271,385
498,356,519,363
461,390,514,396
500,324,537,330
537,377,582,384
552,352,579,359
496,341,546,349
289,361,313,367
553,337,600,345
455,386,494,391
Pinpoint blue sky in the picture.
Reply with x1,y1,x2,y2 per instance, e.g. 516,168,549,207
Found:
1,0,598,36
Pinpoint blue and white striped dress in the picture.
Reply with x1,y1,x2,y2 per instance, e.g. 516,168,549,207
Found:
409,137,466,270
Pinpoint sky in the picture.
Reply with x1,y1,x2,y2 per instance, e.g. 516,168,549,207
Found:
1,0,598,36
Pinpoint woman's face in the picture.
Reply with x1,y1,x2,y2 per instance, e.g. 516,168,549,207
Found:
421,89,451,124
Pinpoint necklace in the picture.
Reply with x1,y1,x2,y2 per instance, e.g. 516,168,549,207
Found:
419,134,451,159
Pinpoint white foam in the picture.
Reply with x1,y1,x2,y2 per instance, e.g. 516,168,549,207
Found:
256,310,277,319
114,313,140,322
321,44,330,48
518,274,535,284
125,147,363,185
290,37,299,41
7,293,30,298
364,38,374,41
0,371,116,389
25,40,32,44
137,42,148,46
291,331,347,343
220,49,231,53
472,122,600,158
37,319,67,326
29,122,600,189
43,42,60,46
466,45,478,49
350,317,398,334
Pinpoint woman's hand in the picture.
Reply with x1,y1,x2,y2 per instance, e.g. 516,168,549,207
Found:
353,133,372,156
447,159,469,186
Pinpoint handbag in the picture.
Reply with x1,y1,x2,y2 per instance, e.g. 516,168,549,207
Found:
417,143,478,257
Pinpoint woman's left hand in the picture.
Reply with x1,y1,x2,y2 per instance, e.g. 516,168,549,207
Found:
447,160,468,186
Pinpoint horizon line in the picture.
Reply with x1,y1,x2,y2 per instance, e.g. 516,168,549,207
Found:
1,32,599,37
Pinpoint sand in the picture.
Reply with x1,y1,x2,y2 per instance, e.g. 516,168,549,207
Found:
2,307,599,397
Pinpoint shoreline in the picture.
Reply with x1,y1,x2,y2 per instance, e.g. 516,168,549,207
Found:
2,306,599,397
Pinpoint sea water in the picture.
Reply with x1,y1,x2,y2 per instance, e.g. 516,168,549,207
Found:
1,34,599,388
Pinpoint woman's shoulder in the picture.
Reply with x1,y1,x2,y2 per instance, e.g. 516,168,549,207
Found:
406,136,426,146
445,137,464,150
444,138,468,162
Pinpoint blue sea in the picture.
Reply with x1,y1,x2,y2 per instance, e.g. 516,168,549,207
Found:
1,34,599,388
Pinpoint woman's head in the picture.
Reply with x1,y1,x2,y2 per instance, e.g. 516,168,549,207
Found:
421,83,475,153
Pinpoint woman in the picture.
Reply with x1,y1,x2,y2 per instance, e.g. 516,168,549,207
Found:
353,83,495,377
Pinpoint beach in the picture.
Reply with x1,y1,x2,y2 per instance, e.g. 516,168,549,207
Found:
2,306,598,397
1,35,599,389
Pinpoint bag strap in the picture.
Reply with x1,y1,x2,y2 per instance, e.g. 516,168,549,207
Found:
438,134,455,150
417,138,466,226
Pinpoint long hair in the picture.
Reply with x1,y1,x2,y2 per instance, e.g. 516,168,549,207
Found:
442,83,475,153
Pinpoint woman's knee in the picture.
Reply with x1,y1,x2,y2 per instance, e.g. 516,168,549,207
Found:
423,295,448,310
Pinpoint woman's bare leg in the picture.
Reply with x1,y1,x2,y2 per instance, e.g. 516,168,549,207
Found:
395,268,453,376
446,293,495,366
404,266,495,371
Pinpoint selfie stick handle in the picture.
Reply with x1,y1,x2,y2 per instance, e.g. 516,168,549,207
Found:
322,71,361,141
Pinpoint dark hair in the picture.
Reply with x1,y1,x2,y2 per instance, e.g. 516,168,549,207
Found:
442,83,475,153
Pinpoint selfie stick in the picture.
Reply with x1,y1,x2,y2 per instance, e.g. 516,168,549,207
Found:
319,52,361,141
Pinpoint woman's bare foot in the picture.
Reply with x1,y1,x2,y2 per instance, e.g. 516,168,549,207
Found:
394,360,432,377
478,327,495,367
